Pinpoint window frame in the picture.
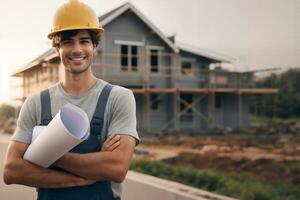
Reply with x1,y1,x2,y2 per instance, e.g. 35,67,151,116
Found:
115,40,144,72
147,46,164,73
180,57,196,76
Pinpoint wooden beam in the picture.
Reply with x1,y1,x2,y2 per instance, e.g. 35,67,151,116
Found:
238,88,279,94
129,88,279,94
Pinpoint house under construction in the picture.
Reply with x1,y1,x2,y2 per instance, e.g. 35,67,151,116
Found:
12,3,278,133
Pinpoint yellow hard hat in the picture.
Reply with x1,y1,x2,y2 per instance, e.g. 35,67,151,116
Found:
48,0,104,39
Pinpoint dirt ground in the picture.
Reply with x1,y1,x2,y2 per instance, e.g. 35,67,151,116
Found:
134,133,300,187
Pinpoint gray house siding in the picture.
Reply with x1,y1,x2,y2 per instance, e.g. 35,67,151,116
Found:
223,94,250,129
95,10,173,90
149,94,169,130
92,7,253,134
96,11,148,84
178,51,211,88
93,9,251,133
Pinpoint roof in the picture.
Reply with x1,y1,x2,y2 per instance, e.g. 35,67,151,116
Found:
12,48,57,76
176,42,235,63
98,4,125,22
99,2,179,53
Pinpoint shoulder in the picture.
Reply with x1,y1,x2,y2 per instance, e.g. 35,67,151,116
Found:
96,79,132,97
111,85,133,97
109,85,134,103
107,85,135,111
23,91,40,107
23,83,60,108
47,82,61,96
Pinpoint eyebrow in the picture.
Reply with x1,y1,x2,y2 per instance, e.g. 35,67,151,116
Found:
62,36,91,41
79,37,92,40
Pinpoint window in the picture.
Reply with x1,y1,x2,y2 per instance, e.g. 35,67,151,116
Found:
121,45,128,71
180,93,194,121
131,46,137,71
120,45,138,71
150,49,158,72
181,61,192,75
150,94,161,110
215,94,222,109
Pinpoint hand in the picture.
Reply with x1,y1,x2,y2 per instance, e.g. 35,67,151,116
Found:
101,134,121,152
76,177,96,186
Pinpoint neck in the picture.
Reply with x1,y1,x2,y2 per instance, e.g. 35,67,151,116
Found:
62,68,97,95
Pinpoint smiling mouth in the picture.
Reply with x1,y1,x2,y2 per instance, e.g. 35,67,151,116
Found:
69,56,86,61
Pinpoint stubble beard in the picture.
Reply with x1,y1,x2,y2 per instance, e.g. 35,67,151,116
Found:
67,63,91,74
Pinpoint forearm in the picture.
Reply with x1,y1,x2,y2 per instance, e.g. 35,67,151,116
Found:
55,135,136,182
3,141,94,188
56,151,127,182
4,157,93,188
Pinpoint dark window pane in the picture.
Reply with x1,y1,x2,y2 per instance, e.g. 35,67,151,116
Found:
121,45,128,54
131,46,137,55
131,58,137,71
131,46,138,71
181,61,192,75
151,94,160,110
215,94,222,109
150,49,158,72
121,45,128,71
121,57,128,70
180,94,193,113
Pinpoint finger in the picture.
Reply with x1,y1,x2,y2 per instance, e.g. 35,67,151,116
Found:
109,135,121,144
104,134,115,143
101,134,116,151
102,141,111,151
102,135,121,151
105,135,121,147
107,141,121,151
101,135,115,149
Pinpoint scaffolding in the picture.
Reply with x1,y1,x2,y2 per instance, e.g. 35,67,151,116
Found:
12,51,279,133
92,52,278,133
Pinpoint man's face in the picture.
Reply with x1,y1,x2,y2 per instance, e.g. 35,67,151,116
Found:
58,30,95,74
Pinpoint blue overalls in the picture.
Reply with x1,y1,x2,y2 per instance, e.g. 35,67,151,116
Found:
37,84,119,200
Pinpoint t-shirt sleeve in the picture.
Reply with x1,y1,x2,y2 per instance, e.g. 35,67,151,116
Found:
107,89,140,145
11,95,38,144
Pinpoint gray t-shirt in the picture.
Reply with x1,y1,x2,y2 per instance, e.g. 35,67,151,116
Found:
11,78,139,197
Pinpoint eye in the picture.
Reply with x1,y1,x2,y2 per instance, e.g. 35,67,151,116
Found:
61,40,72,45
81,39,92,44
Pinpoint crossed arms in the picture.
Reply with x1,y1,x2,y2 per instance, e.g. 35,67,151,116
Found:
3,134,135,188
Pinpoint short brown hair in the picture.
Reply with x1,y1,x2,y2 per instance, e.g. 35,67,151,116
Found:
52,29,100,48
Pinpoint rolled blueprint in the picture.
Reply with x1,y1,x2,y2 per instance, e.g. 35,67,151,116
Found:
24,103,90,168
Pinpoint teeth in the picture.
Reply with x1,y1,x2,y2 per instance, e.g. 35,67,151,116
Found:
70,57,85,61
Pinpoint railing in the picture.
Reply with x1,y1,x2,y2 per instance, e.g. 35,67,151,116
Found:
93,62,261,90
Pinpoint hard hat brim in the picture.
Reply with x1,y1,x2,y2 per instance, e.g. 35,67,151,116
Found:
48,27,104,40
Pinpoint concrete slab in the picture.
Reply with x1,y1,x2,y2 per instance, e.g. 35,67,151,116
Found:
122,171,238,200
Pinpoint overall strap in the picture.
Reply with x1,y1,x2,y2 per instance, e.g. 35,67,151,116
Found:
90,84,113,136
40,89,53,125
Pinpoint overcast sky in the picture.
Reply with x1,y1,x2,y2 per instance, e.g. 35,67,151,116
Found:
0,0,299,102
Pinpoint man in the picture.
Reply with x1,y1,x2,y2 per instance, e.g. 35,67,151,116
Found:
3,0,139,199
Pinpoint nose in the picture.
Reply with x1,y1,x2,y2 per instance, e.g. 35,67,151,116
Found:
71,41,83,55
